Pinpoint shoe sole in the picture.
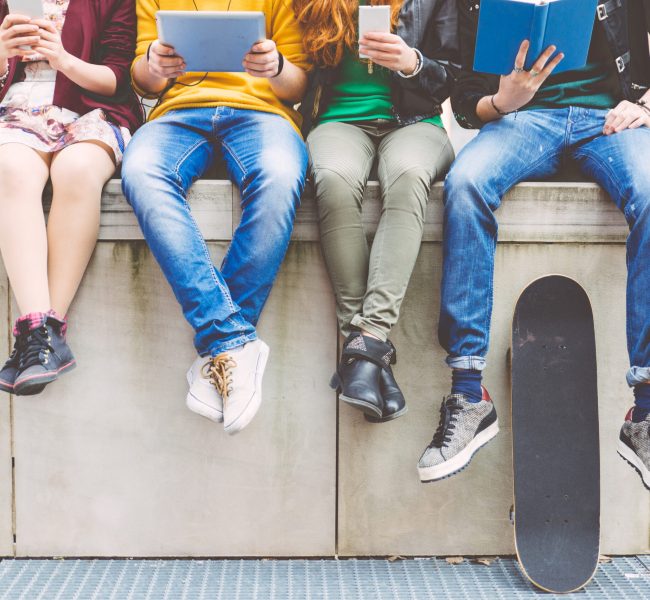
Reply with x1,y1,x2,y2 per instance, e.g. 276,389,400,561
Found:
617,440,650,491
14,360,76,396
418,420,499,483
339,394,383,419
0,377,14,394
186,390,224,423
365,405,409,423
224,342,269,435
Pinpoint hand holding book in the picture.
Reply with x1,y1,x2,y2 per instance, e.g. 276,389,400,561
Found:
491,39,564,114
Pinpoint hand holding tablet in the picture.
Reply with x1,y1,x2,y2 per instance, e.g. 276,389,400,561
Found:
155,11,266,74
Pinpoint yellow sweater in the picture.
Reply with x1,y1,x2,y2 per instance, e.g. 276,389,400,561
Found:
133,0,308,132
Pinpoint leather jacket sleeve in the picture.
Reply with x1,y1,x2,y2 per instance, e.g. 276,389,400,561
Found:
450,0,499,129
396,0,460,106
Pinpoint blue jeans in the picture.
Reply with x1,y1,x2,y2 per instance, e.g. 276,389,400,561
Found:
121,107,308,356
439,107,650,386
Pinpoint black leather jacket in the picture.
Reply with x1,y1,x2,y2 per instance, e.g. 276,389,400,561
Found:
453,0,650,129
299,0,460,136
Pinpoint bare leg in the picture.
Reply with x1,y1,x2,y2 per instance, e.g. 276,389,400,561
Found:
0,144,52,314
47,142,115,315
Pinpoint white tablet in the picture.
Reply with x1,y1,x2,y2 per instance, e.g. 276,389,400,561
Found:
8,0,44,18
156,11,266,73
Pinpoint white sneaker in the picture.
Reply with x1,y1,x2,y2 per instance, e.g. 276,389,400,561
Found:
185,355,224,422
220,339,270,435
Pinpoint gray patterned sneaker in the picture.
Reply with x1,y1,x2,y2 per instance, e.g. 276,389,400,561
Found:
617,408,650,490
418,386,499,482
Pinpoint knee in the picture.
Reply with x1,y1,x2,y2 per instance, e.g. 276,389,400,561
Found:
313,168,363,216
443,160,497,214
243,151,307,214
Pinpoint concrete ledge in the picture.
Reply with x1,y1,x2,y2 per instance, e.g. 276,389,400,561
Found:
5,179,647,557
43,180,629,243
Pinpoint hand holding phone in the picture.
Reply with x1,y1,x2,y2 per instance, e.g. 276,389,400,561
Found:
358,5,391,59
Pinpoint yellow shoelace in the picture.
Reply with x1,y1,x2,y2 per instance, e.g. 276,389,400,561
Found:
201,353,236,401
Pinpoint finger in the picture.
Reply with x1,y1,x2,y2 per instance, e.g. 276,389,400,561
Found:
360,32,397,43
30,19,56,33
34,28,58,42
152,41,177,57
615,114,637,132
539,52,564,79
7,35,41,48
514,39,529,71
154,56,185,69
250,39,274,53
359,49,398,62
4,23,39,36
244,52,275,65
359,41,400,54
243,61,277,75
2,15,32,28
531,45,557,73
629,116,647,129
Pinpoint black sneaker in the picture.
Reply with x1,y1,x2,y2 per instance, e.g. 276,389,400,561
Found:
0,331,41,394
13,316,76,396
418,386,499,482
617,408,650,491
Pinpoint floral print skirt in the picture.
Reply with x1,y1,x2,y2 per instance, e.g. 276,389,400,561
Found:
0,105,130,165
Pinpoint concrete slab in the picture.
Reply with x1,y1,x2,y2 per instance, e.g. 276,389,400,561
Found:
0,261,12,556
338,243,649,556
12,242,337,556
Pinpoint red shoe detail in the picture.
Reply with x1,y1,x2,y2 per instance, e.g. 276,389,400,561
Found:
481,385,492,402
624,407,634,421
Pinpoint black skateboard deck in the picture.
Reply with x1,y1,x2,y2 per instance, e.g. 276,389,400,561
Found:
511,275,600,594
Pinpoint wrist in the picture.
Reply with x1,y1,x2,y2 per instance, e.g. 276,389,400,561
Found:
401,48,418,75
58,50,74,74
490,94,511,116
397,48,423,79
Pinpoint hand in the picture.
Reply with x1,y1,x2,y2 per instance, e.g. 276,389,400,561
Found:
147,40,186,80
0,14,40,62
603,100,650,135
493,40,564,113
30,19,72,72
359,32,417,74
243,39,280,78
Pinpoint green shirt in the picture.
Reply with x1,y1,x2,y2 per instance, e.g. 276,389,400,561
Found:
317,2,443,128
524,21,619,112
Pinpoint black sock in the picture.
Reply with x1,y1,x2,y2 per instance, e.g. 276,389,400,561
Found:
632,384,650,422
451,369,483,403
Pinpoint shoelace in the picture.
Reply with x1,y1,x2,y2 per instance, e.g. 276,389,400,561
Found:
430,397,463,448
19,326,52,370
201,353,236,401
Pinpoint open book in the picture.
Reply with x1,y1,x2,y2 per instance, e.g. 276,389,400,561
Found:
473,0,599,76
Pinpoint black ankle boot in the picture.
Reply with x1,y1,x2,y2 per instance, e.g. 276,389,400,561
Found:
330,332,396,419
14,316,76,396
0,331,37,394
366,364,408,423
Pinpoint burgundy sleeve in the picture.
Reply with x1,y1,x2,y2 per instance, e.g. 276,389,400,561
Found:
98,0,137,93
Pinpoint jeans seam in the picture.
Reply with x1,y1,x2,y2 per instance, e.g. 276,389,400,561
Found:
172,138,211,190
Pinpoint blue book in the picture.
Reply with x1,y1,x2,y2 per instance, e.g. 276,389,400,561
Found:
473,0,599,76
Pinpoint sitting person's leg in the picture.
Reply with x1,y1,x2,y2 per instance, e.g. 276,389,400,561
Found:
0,144,55,395
350,122,454,422
47,141,116,317
573,115,650,489
121,109,256,429
419,110,566,483
214,109,308,434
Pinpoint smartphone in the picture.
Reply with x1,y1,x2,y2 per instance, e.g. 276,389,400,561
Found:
8,0,43,18
358,5,391,59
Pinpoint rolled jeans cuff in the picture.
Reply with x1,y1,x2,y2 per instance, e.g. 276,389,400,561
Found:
626,366,650,387
446,355,486,371
206,332,258,358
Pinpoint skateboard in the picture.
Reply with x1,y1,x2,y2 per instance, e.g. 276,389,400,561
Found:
511,275,600,593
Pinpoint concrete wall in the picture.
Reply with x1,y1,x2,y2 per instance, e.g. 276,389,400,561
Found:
1,182,649,557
